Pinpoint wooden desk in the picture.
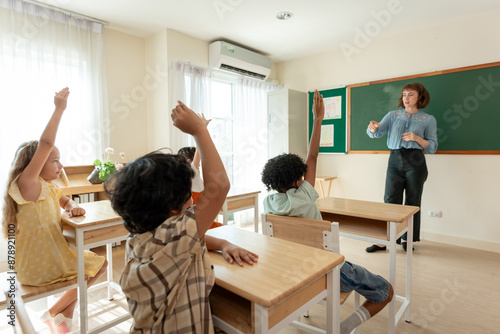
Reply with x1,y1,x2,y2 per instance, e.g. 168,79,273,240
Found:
316,197,419,334
62,200,130,333
207,226,344,334
220,188,261,232
315,176,337,198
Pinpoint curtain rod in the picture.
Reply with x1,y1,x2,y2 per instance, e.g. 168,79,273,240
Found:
21,0,109,26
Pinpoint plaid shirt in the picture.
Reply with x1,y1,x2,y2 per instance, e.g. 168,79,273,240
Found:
120,207,215,333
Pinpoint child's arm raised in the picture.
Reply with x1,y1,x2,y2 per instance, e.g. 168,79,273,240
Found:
304,90,324,186
171,101,230,238
18,88,70,202
192,114,211,171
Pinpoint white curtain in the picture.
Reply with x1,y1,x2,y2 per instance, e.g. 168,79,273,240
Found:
168,61,212,152
232,78,279,223
0,0,108,170
0,1,108,254
232,77,278,189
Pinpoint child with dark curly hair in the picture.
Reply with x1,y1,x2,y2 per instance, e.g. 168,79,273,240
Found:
262,90,324,219
105,101,258,333
262,90,393,334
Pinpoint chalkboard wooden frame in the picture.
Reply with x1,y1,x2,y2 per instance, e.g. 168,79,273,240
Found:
348,62,500,155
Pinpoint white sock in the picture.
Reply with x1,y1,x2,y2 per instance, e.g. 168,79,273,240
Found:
340,306,371,334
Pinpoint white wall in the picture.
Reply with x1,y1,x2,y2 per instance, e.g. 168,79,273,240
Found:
103,28,148,161
145,30,169,152
276,10,500,253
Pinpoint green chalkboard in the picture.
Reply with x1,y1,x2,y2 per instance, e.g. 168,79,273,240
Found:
308,87,347,153
349,62,500,154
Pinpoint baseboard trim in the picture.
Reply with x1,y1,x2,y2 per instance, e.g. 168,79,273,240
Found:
422,232,500,254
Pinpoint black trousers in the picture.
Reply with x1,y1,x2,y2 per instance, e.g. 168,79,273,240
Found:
384,149,428,242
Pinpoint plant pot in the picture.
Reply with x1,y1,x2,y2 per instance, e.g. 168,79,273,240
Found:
87,168,104,184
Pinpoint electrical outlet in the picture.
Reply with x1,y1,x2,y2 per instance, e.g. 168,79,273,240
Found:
428,210,442,218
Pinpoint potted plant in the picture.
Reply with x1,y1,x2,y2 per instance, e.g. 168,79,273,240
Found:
87,148,126,184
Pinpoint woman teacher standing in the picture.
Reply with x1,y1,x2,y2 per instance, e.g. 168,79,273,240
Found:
365,82,438,252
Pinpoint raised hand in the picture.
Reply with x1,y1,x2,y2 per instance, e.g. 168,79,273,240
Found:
54,87,70,111
368,120,380,133
198,113,212,127
171,101,206,135
312,90,324,121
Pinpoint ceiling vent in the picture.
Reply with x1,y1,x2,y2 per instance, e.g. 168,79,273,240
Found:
209,41,271,80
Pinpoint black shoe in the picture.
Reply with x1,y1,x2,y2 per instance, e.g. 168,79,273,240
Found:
396,237,402,245
401,241,414,252
366,244,387,253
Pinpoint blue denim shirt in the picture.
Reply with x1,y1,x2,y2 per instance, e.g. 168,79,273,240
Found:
366,109,438,154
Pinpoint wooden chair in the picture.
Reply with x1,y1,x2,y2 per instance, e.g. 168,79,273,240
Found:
0,273,80,333
2,279,36,334
262,214,361,334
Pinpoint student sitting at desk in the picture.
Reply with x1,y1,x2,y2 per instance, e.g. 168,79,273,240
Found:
262,90,393,334
105,101,258,333
2,88,107,334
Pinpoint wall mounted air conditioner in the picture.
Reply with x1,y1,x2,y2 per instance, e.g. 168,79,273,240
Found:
209,41,272,80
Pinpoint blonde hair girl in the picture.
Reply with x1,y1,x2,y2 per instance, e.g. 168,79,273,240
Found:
2,88,107,333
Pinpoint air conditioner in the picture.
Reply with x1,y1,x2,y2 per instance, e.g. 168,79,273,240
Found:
209,41,272,80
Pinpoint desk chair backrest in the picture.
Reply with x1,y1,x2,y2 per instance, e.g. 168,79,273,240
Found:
262,214,360,333
261,213,340,254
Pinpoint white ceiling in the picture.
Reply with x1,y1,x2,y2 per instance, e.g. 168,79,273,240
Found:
37,0,500,62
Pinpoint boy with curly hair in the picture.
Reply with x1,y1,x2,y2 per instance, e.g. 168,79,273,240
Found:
106,101,258,333
262,90,393,334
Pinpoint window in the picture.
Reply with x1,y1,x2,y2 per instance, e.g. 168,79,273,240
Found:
210,79,235,184
0,2,108,260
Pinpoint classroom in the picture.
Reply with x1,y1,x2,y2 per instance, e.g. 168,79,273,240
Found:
0,0,499,333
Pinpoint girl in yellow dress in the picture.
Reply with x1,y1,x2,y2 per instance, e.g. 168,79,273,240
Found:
2,88,107,334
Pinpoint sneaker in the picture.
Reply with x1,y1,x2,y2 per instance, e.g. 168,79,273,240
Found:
365,244,387,253
53,314,72,334
39,310,55,334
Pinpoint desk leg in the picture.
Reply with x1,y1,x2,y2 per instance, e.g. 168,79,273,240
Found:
77,230,88,334
222,200,228,226
317,181,326,198
254,194,259,233
327,180,333,198
406,216,414,322
254,303,268,334
106,243,113,300
327,267,340,334
388,222,397,334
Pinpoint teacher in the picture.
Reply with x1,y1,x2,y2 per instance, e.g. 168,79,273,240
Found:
365,82,438,252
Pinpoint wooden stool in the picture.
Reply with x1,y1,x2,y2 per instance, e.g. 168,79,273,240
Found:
315,176,337,198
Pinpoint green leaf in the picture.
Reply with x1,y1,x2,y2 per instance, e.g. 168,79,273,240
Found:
93,159,102,167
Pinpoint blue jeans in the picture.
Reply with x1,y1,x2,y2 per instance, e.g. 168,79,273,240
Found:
384,148,428,242
340,261,390,303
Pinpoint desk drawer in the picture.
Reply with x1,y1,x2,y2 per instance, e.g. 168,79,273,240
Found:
63,223,129,246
